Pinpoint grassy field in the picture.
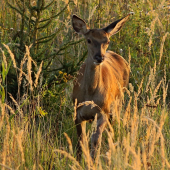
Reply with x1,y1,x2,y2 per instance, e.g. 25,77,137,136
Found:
0,0,170,169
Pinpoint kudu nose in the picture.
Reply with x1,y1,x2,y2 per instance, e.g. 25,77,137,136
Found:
94,55,104,63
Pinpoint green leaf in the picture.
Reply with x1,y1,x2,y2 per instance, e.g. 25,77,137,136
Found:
0,85,5,103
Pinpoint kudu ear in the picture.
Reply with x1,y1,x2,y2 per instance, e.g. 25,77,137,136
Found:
103,14,130,36
72,15,89,35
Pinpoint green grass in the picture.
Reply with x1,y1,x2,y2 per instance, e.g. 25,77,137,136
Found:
0,0,170,169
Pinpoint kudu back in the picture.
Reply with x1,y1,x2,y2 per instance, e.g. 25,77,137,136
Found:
72,14,130,160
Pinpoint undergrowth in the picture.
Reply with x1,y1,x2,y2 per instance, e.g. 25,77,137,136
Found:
0,0,170,169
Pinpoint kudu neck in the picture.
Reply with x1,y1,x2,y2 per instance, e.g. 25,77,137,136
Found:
84,55,102,93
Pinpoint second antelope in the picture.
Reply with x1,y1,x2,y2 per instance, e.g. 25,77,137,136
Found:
72,14,130,160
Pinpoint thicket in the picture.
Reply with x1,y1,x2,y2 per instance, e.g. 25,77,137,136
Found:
0,0,170,169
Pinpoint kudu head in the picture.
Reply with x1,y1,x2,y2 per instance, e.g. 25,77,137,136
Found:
72,14,130,65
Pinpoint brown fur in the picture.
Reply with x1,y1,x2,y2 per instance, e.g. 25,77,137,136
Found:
72,14,130,160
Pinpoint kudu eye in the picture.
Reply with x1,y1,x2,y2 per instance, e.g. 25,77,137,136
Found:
87,39,91,44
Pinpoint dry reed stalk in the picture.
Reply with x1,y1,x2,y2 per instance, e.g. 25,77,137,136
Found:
77,100,96,109
53,149,83,170
128,47,131,72
129,83,134,93
137,78,143,97
123,87,131,97
153,79,162,99
123,133,130,165
38,164,44,170
33,163,36,170
162,68,169,107
123,97,132,127
1,116,10,170
8,93,23,117
143,115,168,165
25,45,33,91
64,133,73,155
81,121,88,151
11,128,16,165
141,142,147,170
158,32,169,65
98,160,103,170
106,119,114,139
137,147,141,169
105,129,116,157
148,16,158,51
130,112,138,149
105,130,113,168
105,148,111,167
0,100,5,131
18,53,27,87
15,129,25,163
157,17,163,29
94,134,102,166
145,70,152,93
73,98,77,121
1,48,7,69
156,111,167,141
5,104,15,115
3,44,17,68
69,164,78,170
145,124,152,146
160,135,165,169
114,99,120,131
129,147,141,170
0,163,13,170
34,61,43,88
80,141,95,170
37,130,41,166
148,125,156,158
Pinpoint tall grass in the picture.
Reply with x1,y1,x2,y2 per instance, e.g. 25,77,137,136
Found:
0,0,170,169
0,42,169,169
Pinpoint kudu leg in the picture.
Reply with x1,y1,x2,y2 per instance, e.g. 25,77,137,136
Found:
91,114,107,160
75,118,86,161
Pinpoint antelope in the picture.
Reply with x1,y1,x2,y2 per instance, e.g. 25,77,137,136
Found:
72,14,130,160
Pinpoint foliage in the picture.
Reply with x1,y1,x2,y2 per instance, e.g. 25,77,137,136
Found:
0,0,170,169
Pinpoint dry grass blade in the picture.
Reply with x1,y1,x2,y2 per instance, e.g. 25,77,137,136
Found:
80,141,94,170
137,78,143,97
77,100,95,108
5,104,15,115
53,149,83,170
64,133,73,155
158,32,169,65
73,99,77,121
1,48,7,69
148,16,158,51
129,147,141,170
15,130,25,163
1,116,10,170
3,44,17,68
128,47,131,72
69,164,78,170
0,163,14,170
38,164,44,170
25,45,33,91
34,61,43,88
8,93,23,117
0,100,5,131
123,97,132,127
18,53,27,87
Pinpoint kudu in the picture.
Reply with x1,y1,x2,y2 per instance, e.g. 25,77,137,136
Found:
72,14,130,160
